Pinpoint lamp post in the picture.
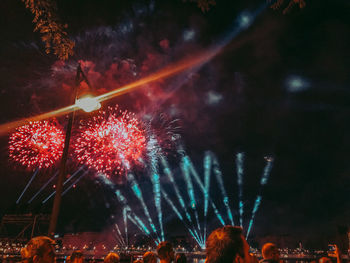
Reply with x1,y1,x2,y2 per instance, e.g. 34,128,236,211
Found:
48,64,100,236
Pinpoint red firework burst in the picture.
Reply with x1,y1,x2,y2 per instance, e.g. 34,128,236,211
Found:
73,106,146,176
9,121,64,169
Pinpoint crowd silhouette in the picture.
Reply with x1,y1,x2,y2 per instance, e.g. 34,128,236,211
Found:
1,226,345,263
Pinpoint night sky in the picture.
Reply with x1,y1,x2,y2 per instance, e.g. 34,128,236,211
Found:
0,0,349,249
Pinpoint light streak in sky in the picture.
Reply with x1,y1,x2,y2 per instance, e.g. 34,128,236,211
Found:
16,168,39,204
42,166,84,203
28,170,58,204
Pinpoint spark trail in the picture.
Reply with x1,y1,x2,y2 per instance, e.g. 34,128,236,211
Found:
127,173,160,242
122,208,128,247
115,190,152,237
114,232,125,247
160,155,203,243
203,152,211,241
147,136,164,241
211,152,234,226
125,213,158,245
246,195,261,239
246,157,274,238
98,174,156,245
16,168,39,204
160,156,193,224
181,154,225,226
115,223,126,246
235,152,245,227
160,187,203,246
28,170,58,204
181,156,202,237
42,166,84,203
180,151,232,244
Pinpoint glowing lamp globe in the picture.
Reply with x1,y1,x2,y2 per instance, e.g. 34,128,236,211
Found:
75,95,101,112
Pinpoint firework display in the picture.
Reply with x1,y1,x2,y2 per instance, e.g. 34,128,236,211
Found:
145,113,181,156
9,121,64,169
74,106,146,176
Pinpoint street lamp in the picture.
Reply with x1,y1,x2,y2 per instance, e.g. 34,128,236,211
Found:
48,63,100,236
75,95,101,113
